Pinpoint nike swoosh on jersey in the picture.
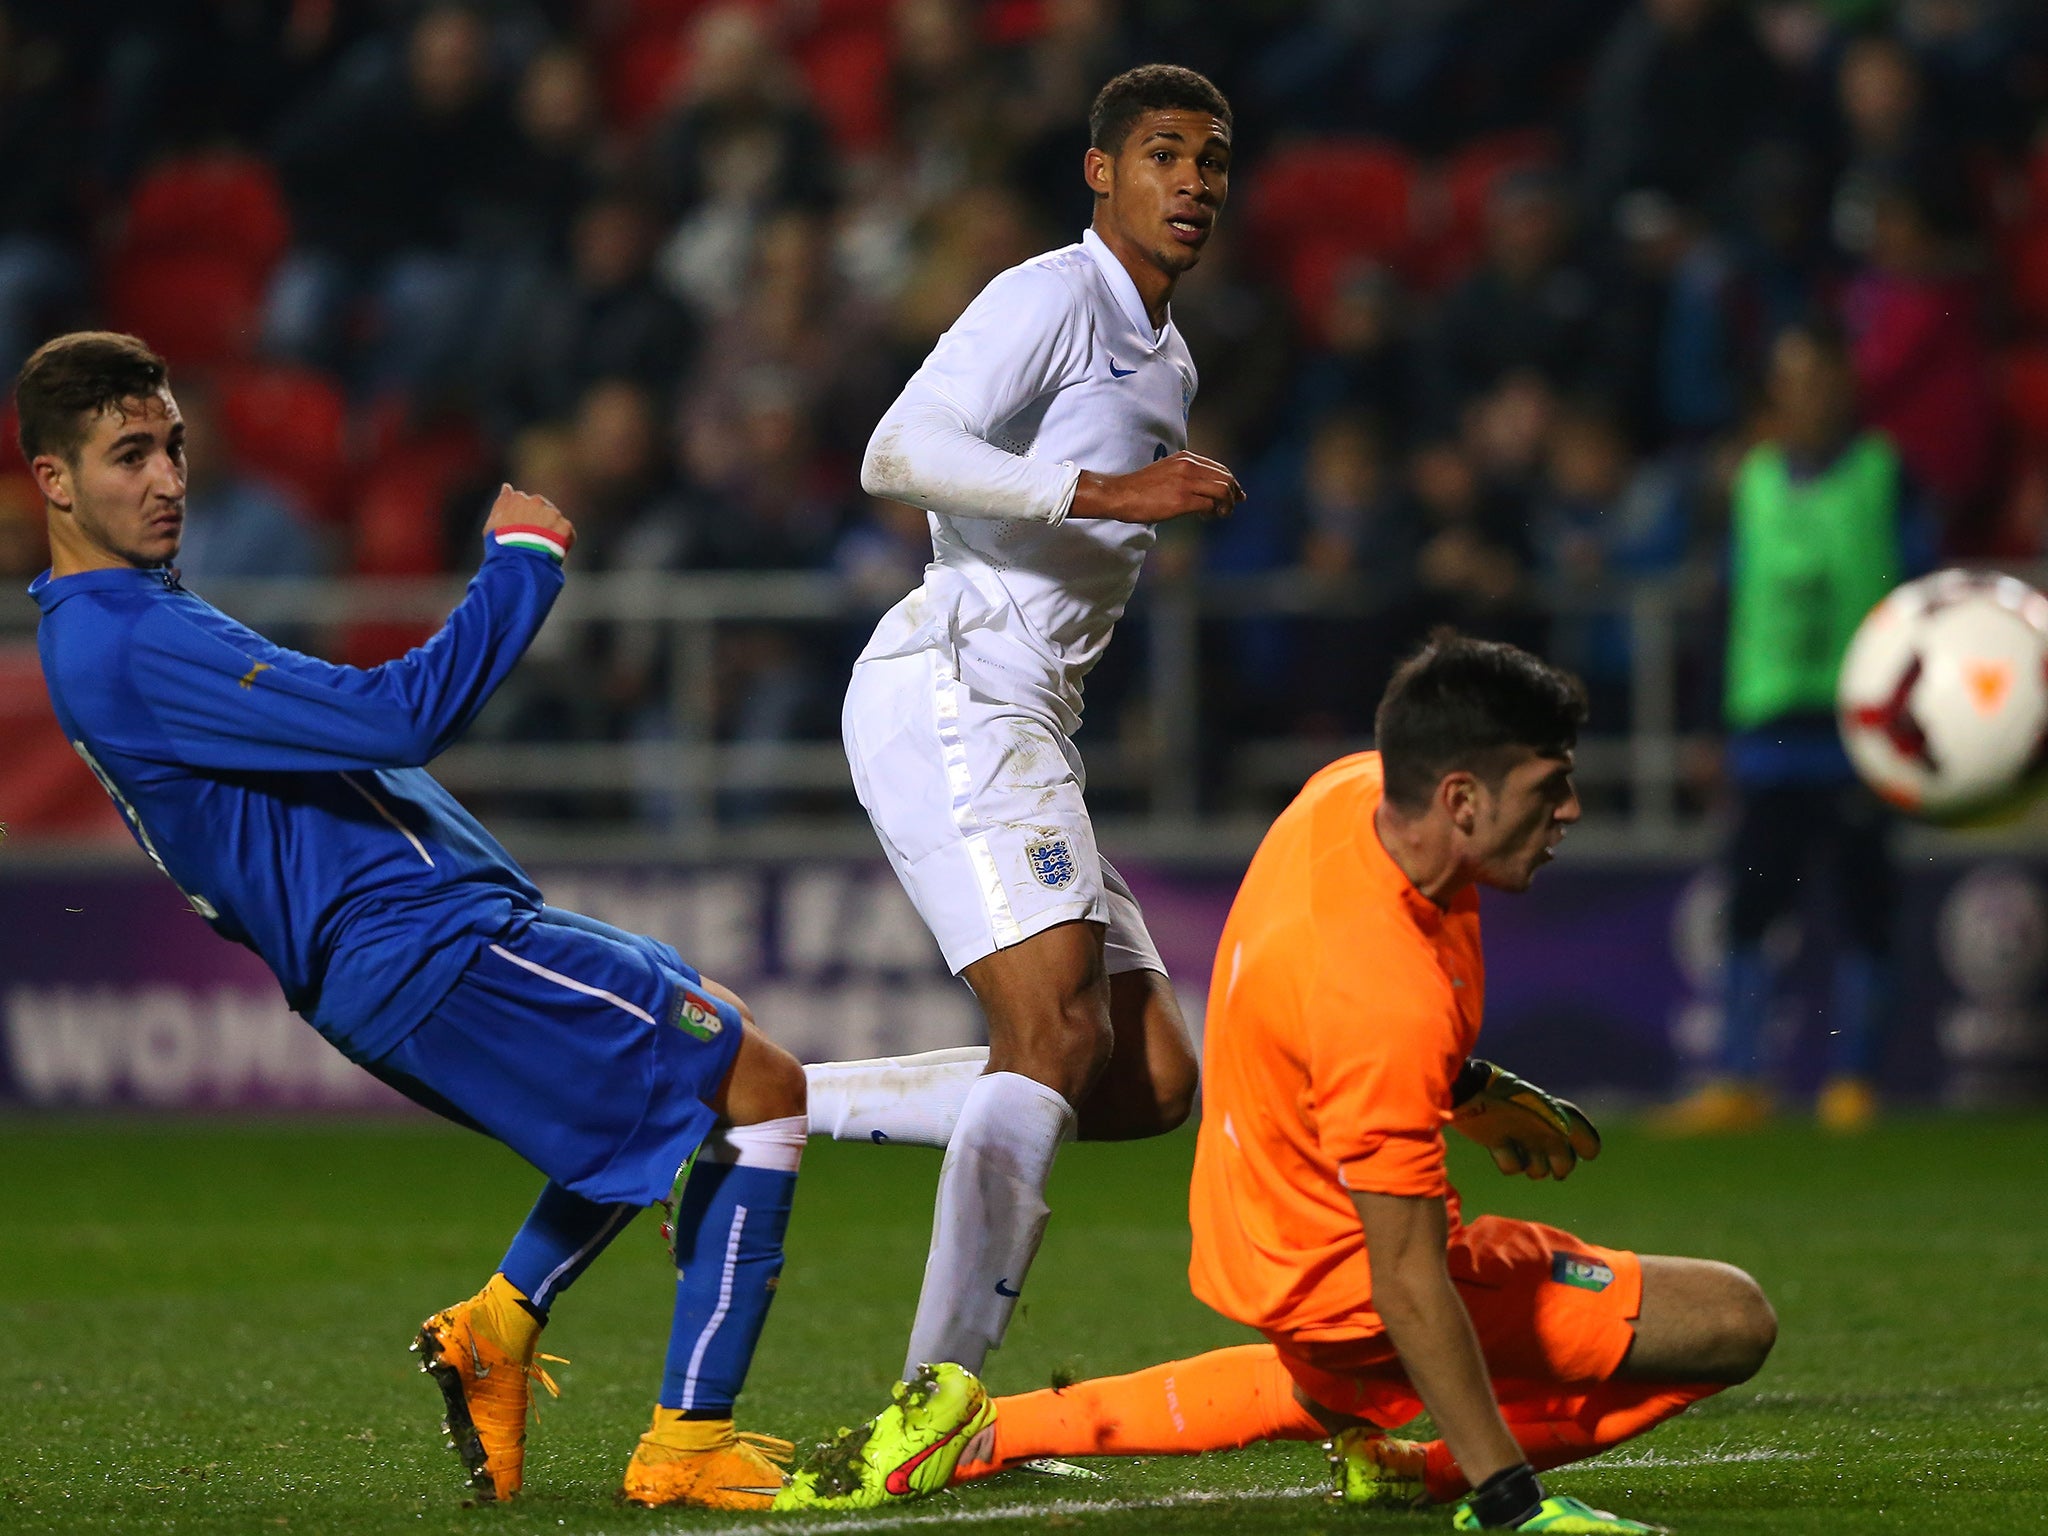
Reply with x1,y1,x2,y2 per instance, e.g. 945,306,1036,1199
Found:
995,1277,1022,1297
1107,359,1136,377
883,1418,972,1497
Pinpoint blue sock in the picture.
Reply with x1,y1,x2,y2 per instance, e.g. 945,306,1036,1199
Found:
1721,944,1774,1081
1826,950,1889,1081
498,1182,638,1315
660,1160,797,1414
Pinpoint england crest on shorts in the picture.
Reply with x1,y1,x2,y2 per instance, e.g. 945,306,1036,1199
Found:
1026,837,1078,890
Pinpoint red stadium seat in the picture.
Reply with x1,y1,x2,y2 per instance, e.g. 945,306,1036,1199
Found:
216,365,354,526
1243,139,1418,327
1418,128,1560,292
598,0,777,133
2001,345,2048,450
118,152,291,279
343,436,486,665
103,251,266,371
798,22,893,153
0,638,128,841
2005,220,2048,329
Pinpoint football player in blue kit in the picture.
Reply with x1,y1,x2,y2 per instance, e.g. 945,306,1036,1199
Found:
21,330,800,1510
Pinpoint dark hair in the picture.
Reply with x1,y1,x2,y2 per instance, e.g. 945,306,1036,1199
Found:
1374,631,1588,811
16,331,170,463
1088,64,1231,154
1775,311,1850,363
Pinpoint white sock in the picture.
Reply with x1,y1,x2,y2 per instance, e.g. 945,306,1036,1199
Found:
804,1047,990,1148
901,1071,1073,1380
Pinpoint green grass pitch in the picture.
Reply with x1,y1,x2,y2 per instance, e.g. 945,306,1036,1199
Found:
3,1115,2044,1534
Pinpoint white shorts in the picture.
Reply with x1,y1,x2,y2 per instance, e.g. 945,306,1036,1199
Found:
843,648,1165,978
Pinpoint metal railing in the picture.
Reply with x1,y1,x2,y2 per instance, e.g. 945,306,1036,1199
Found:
6,564,1749,861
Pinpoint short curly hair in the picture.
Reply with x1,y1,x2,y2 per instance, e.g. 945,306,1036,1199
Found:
16,331,170,464
1088,64,1232,154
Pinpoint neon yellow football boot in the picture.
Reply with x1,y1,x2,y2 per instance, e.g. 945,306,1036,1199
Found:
411,1277,565,1501
1325,1425,1430,1507
619,1408,792,1509
772,1362,993,1510
1453,1493,1668,1533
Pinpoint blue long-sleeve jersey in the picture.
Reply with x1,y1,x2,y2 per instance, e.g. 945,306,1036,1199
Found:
31,535,567,1062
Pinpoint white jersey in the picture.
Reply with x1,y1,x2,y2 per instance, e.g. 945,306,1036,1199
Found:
857,229,1197,733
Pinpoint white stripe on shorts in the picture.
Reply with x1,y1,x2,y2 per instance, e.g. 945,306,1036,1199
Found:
928,649,1021,949
487,943,659,1026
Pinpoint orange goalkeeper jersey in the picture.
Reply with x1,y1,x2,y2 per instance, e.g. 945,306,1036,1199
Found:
1188,751,1483,1342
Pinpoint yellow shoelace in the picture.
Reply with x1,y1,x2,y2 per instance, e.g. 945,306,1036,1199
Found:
737,1432,795,1466
524,1353,568,1423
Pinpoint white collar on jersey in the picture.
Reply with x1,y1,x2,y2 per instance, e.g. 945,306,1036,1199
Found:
1082,227,1166,345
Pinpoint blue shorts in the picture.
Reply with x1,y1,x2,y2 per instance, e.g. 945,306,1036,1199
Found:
366,907,745,1206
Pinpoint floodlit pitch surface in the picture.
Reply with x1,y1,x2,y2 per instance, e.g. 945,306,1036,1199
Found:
2,1116,2042,1534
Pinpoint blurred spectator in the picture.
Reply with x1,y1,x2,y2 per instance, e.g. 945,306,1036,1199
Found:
1422,170,1600,431
1169,228,1296,460
1842,181,1995,534
650,4,836,320
169,378,328,586
0,7,84,376
1533,401,1694,718
496,44,612,260
889,0,1007,212
1284,262,1416,453
693,209,893,465
1004,0,1123,229
564,377,679,571
0,471,44,580
835,495,933,604
1581,0,1782,225
1298,411,1415,589
1659,320,1911,1136
1601,190,1742,443
890,186,1044,355
265,3,515,397
1407,437,1537,649
684,370,845,572
1829,32,1969,258
491,193,694,429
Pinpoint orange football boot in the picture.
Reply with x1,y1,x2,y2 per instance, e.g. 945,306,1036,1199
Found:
412,1278,565,1501
620,1410,793,1509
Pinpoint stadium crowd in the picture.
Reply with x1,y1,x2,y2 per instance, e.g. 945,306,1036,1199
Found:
4,0,2048,810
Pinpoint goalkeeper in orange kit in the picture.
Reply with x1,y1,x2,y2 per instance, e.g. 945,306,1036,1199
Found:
952,637,1778,1533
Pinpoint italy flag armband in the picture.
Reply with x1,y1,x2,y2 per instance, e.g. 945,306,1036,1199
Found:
490,524,570,564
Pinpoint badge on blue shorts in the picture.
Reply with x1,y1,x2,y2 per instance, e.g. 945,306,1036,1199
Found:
669,983,726,1042
1026,837,1078,890
1551,1252,1615,1293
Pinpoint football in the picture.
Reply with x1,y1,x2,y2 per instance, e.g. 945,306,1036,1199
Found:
1837,568,2048,821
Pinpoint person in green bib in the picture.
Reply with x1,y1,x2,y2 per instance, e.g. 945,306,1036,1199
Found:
1660,319,1928,1137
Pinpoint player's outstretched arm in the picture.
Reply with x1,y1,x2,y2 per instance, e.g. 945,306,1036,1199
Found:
130,484,576,774
1068,450,1244,525
1354,1191,1525,1491
1447,1059,1602,1181
1354,1192,1661,1533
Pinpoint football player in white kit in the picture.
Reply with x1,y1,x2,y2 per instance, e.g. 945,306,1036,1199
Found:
781,65,1244,1508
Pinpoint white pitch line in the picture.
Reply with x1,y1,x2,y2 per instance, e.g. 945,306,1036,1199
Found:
634,1447,1805,1535
636,1484,1322,1536
1586,1445,1813,1470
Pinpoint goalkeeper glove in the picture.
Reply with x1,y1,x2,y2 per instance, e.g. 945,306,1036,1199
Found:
1451,1466,1665,1532
1449,1059,1602,1180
